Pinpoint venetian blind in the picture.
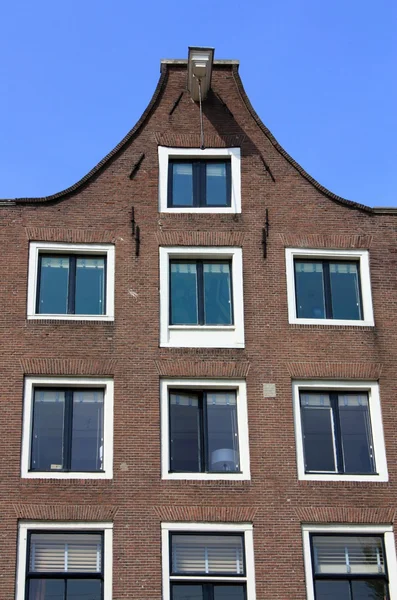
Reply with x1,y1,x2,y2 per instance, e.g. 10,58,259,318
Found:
313,535,385,575
29,533,102,573
171,534,244,575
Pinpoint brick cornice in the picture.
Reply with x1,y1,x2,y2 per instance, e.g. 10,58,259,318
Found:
20,358,117,376
154,132,245,148
24,227,116,243
156,231,245,246
279,233,373,249
13,504,118,521
295,506,396,524
153,506,258,522
287,362,382,380
155,360,250,378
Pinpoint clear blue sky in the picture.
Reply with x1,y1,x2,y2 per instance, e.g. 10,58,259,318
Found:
1,0,396,206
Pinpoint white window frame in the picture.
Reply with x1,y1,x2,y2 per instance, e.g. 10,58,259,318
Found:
21,376,114,480
302,524,397,600
27,242,115,321
161,522,256,600
16,521,113,600
285,248,374,326
158,146,241,213
293,380,388,482
159,246,245,348
160,378,250,481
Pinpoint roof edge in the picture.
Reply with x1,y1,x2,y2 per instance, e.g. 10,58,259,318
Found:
161,59,239,65
231,65,395,215
3,65,168,204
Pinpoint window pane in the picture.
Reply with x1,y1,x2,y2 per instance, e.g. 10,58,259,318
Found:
75,257,105,315
171,534,244,575
170,262,198,325
172,584,203,600
330,262,362,320
30,533,102,573
351,580,389,600
315,580,351,600
172,162,194,206
207,392,239,473
29,579,64,600
170,393,201,472
214,585,246,600
31,390,65,471
300,393,336,472
206,162,229,206
338,394,375,474
203,262,232,325
38,256,69,314
71,390,104,471
67,579,102,600
312,536,385,575
295,261,326,319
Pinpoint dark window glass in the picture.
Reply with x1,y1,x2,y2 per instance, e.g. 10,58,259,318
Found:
38,256,70,314
29,579,65,600
31,389,104,472
214,586,246,600
203,263,232,325
312,535,389,600
66,579,102,600
172,584,204,600
170,260,233,326
171,584,245,600
294,259,362,320
169,391,239,473
168,160,231,208
169,392,202,472
170,262,198,325
300,392,375,475
37,254,106,315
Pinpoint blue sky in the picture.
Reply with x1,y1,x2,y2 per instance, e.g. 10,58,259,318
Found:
0,0,396,206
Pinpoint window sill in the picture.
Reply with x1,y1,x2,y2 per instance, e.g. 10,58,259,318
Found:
27,314,114,322
22,471,113,480
289,318,375,327
161,206,237,214
168,325,236,330
299,473,388,483
163,472,250,481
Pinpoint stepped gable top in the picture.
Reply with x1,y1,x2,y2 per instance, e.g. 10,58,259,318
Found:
1,51,394,214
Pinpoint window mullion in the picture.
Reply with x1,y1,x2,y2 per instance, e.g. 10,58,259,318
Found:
197,261,205,324
331,393,344,474
193,162,201,207
68,256,76,314
64,390,74,470
323,261,333,318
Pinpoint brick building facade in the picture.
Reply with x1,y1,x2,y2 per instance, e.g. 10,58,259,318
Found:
1,47,397,599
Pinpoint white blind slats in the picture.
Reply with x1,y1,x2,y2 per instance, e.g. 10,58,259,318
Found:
313,536,385,575
172,535,244,575
30,534,102,573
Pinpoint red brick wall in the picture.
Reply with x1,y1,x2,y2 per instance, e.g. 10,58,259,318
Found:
0,62,397,599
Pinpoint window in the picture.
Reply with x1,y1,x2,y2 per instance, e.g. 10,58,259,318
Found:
285,248,374,326
161,523,256,600
16,522,113,600
161,379,250,480
168,160,231,208
27,242,115,320
302,525,397,600
160,247,244,348
158,147,241,213
170,260,232,326
21,377,114,479
293,381,388,482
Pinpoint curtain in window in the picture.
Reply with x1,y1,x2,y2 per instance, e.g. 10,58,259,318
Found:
313,536,385,575
171,535,244,575
30,533,102,573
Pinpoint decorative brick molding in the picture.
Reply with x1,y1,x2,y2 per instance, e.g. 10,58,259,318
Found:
156,231,245,247
279,233,373,249
295,506,396,524
287,362,382,380
24,227,117,243
155,360,250,378
20,358,117,376
13,504,118,521
153,506,258,522
154,132,246,148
